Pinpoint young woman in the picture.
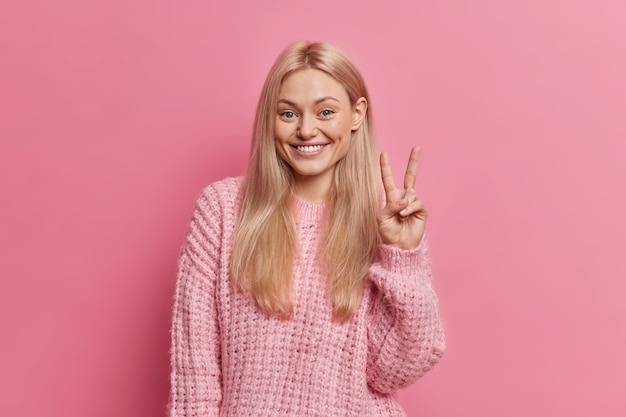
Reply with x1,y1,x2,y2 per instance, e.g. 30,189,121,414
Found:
169,41,445,417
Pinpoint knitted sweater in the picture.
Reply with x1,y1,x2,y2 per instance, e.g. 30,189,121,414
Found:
169,177,445,417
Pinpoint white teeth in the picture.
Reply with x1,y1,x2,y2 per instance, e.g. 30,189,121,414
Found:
296,145,325,153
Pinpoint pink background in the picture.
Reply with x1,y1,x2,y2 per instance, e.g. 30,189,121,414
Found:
1,0,625,416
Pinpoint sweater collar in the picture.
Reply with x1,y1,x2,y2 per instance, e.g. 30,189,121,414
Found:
294,195,326,223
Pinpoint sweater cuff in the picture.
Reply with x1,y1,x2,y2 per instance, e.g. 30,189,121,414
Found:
377,238,427,275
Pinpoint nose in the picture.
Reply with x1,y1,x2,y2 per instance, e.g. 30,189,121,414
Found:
297,114,318,140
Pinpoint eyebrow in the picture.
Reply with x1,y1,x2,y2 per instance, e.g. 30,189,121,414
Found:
278,96,341,106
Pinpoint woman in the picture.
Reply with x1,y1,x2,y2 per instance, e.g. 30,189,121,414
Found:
169,41,445,417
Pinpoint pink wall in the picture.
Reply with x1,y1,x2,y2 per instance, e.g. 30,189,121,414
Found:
1,1,625,416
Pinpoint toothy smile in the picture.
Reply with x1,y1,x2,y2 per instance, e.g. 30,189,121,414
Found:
295,144,326,153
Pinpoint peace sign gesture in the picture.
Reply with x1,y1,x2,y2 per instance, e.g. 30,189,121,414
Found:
378,147,427,250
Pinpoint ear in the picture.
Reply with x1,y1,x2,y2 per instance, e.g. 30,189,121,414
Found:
351,97,367,131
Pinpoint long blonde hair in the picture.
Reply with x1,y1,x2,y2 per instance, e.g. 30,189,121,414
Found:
230,41,380,321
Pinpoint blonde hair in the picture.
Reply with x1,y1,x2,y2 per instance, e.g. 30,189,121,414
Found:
231,41,380,321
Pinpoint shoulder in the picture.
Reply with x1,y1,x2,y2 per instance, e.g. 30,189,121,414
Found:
197,176,243,208
191,176,243,224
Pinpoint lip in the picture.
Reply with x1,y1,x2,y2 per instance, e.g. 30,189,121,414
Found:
290,143,329,157
290,143,330,147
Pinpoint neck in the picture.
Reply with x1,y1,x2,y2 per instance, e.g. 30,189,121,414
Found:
293,173,333,203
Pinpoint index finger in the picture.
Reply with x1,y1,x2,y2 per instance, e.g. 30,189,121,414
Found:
380,151,398,196
403,147,421,190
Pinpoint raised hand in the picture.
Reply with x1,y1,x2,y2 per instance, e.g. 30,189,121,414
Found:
377,147,427,250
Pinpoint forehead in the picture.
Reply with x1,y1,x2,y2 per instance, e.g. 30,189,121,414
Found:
279,68,349,101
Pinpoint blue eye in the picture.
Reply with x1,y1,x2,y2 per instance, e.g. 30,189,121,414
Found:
281,111,296,119
320,109,334,117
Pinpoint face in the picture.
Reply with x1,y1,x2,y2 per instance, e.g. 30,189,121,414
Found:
274,68,366,200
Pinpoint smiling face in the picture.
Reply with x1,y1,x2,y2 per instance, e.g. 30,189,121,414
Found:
274,68,367,201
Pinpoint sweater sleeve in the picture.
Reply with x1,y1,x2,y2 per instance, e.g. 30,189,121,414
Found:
169,190,223,417
366,235,446,394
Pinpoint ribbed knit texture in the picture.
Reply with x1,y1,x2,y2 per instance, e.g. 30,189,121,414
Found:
169,177,445,417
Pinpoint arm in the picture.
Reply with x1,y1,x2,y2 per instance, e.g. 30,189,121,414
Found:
366,236,446,394
169,191,223,417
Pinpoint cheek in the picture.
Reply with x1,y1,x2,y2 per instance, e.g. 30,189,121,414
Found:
331,118,353,139
273,127,289,155
321,117,342,134
274,121,293,142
